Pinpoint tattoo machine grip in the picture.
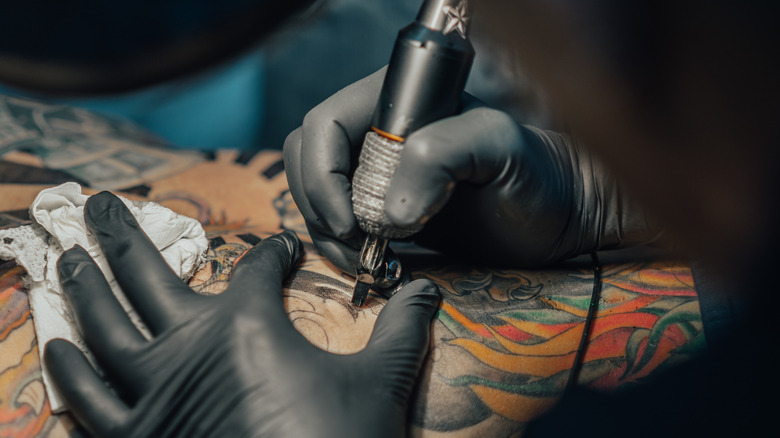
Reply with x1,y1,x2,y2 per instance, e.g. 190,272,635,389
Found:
349,0,474,305
352,132,421,238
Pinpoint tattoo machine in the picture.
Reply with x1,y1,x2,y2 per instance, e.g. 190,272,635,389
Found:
350,0,475,306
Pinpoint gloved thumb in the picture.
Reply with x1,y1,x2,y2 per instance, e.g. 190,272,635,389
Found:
360,279,441,402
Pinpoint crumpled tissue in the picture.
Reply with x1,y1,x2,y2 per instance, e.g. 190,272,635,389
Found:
0,182,208,412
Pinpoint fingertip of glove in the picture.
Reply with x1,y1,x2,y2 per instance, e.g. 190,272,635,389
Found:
84,191,135,231
57,245,91,276
394,279,442,308
272,230,304,264
385,178,453,228
59,244,89,260
367,279,440,354
44,337,70,350
385,199,427,228
414,279,442,299
43,338,74,365
84,191,118,213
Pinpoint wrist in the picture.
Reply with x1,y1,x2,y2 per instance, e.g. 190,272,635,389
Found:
532,127,664,258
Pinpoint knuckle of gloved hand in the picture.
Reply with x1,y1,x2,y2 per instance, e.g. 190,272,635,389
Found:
476,105,507,120
476,107,520,138
282,127,302,155
301,102,335,133
404,135,443,168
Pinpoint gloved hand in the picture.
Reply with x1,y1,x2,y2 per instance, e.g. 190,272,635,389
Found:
284,68,662,271
44,191,441,438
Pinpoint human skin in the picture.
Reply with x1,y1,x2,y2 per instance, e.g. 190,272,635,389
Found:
210,233,703,436
0,172,703,437
0,96,704,437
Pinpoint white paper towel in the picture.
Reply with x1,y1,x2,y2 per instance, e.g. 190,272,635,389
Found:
0,182,208,412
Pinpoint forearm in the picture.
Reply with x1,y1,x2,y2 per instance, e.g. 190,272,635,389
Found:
192,233,705,435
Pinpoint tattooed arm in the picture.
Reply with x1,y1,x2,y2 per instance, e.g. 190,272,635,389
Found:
266,243,703,436
0,95,704,437
193,190,703,436
0,189,703,438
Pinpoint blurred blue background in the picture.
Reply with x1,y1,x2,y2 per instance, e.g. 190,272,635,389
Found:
0,0,546,151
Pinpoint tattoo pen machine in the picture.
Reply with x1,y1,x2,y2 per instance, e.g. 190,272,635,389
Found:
350,0,474,306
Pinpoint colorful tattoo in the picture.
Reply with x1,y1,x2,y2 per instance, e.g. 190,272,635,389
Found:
0,96,705,437
408,260,702,432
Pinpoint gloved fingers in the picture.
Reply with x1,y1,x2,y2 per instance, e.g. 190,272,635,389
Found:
58,246,146,385
84,191,198,334
298,67,386,240
384,106,523,228
360,279,440,392
225,230,304,308
283,127,322,232
285,128,363,273
44,339,129,437
308,224,362,275
284,127,353,250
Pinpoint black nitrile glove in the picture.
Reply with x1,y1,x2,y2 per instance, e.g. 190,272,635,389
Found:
44,192,441,438
284,68,662,271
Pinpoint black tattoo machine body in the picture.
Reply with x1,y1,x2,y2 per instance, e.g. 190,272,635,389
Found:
350,0,474,305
